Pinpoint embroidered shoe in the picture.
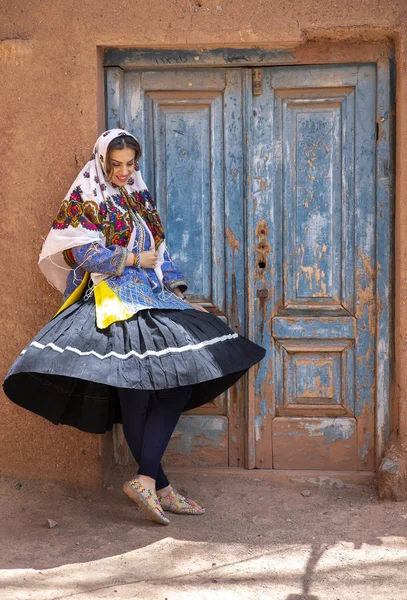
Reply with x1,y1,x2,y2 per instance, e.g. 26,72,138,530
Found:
123,476,170,525
157,488,206,515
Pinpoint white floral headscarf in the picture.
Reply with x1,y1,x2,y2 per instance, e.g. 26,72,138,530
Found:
39,129,166,293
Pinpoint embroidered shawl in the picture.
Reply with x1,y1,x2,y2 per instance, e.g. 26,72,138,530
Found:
39,129,166,293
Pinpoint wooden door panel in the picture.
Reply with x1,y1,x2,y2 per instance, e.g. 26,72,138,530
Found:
275,339,355,418
106,67,247,467
279,87,355,314
248,64,377,470
152,92,216,298
113,414,229,468
107,60,387,472
273,417,358,470
353,64,377,470
162,415,229,468
141,69,226,91
272,319,356,419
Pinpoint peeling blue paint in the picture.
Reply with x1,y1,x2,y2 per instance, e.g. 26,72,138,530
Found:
169,416,228,457
259,399,267,417
106,60,391,471
359,443,369,460
104,48,296,69
254,415,263,442
302,419,356,444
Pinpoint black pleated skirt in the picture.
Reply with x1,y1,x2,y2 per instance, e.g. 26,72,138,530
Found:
3,298,265,433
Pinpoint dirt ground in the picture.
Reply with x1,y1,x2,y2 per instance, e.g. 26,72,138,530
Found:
1,471,406,600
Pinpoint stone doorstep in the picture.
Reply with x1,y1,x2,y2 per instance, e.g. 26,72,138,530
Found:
114,466,376,490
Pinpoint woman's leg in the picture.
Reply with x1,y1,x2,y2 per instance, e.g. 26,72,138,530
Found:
120,385,204,519
117,388,170,490
136,385,192,483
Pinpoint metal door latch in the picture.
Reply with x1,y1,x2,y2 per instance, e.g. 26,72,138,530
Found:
256,289,268,298
252,68,263,96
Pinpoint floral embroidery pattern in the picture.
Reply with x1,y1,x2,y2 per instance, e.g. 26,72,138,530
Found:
52,187,102,231
52,186,132,246
103,210,133,247
52,183,164,252
103,196,134,246
62,248,76,267
127,189,165,248
110,193,128,210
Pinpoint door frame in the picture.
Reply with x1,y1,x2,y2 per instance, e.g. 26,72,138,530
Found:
102,42,394,470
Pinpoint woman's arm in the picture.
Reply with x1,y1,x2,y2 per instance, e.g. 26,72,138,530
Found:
66,243,159,274
66,243,129,275
161,250,188,293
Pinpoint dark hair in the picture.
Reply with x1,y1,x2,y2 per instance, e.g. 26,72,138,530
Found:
105,135,142,177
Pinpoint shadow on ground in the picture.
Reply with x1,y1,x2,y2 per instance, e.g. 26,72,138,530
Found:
1,471,406,599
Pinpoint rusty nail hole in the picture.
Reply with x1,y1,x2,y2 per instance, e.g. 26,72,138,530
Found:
258,261,266,269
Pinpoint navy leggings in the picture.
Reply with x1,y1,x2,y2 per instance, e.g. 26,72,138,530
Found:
118,385,192,490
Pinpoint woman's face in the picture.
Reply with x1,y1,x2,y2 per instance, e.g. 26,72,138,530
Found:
108,147,136,186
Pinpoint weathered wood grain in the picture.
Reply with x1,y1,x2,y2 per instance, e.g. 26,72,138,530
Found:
106,66,245,467
273,417,358,470
103,44,393,70
105,58,393,474
354,64,377,471
375,58,395,465
162,415,229,467
268,64,377,471
246,66,275,468
224,69,246,466
142,69,226,91
105,66,124,129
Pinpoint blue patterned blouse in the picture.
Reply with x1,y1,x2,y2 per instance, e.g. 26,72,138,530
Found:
63,214,190,315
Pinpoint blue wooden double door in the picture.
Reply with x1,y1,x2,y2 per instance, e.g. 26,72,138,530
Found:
106,63,384,471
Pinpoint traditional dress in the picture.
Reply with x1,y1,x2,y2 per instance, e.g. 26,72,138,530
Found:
3,129,265,434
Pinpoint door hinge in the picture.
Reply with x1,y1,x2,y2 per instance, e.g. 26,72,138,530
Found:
252,68,263,96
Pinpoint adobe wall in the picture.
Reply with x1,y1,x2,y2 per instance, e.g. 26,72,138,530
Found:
1,0,406,494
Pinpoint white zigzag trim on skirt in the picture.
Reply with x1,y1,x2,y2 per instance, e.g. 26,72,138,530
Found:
28,333,239,361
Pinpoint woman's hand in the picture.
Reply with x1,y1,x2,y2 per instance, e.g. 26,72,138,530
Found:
184,299,209,313
139,250,158,269
194,304,209,313
172,286,209,312
126,250,158,268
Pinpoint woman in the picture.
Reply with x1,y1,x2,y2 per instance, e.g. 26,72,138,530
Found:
3,129,265,525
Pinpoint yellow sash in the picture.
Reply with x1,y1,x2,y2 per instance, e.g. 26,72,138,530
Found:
54,272,90,317
93,280,135,328
55,274,136,329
